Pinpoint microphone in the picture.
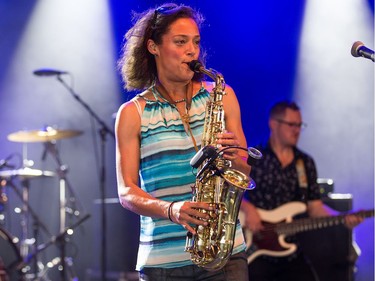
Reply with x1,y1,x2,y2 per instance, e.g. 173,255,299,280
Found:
196,156,218,178
190,146,218,168
33,68,68,76
351,41,374,62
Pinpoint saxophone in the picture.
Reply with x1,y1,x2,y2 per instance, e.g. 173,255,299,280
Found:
185,60,261,271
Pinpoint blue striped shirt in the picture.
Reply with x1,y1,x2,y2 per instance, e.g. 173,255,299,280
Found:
136,86,246,270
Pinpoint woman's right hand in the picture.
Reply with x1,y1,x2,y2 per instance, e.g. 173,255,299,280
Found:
169,201,214,234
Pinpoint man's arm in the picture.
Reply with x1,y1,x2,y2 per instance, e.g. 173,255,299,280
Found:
307,199,363,228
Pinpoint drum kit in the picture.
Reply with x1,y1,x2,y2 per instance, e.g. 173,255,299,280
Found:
0,126,89,281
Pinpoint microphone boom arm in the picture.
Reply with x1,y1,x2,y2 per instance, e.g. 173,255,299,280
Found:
56,76,115,138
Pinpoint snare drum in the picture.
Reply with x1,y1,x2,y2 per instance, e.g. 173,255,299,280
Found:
0,228,22,281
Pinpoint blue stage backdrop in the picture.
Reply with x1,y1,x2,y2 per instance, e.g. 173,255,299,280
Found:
0,1,373,280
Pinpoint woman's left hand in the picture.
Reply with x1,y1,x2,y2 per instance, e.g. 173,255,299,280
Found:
216,131,240,161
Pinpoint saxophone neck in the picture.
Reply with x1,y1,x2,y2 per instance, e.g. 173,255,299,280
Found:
188,60,225,90
209,70,225,92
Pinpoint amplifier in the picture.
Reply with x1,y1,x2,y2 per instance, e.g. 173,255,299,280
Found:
90,198,139,275
317,178,334,198
298,194,357,281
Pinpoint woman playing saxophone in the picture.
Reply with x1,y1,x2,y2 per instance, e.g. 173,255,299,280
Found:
115,3,251,280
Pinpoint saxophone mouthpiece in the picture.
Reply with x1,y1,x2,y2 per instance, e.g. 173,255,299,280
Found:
188,60,203,73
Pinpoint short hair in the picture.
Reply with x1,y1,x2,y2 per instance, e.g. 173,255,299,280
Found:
269,100,300,119
118,3,205,91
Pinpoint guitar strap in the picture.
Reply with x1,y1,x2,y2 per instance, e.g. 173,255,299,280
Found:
296,158,308,203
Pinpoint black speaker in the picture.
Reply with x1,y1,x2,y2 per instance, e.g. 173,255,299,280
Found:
87,198,140,280
298,194,358,281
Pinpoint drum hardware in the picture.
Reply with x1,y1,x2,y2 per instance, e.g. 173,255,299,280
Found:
48,72,114,281
4,178,53,280
5,127,85,280
3,174,83,280
0,227,22,281
29,256,75,281
0,168,55,180
39,139,87,281
7,127,83,143
0,166,55,265
0,181,7,227
0,158,15,170
41,140,84,225
17,213,90,280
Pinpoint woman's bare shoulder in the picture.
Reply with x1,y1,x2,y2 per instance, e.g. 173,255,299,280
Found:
201,81,235,95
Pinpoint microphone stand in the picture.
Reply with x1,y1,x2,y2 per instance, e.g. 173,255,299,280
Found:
56,75,114,281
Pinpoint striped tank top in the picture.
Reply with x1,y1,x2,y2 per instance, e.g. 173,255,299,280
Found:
135,85,246,270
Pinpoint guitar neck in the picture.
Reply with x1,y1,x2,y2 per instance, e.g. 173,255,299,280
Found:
277,209,374,236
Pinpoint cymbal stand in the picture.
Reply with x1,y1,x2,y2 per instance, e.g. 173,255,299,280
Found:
6,178,52,278
42,140,84,280
19,143,30,264
19,214,90,280
20,179,29,258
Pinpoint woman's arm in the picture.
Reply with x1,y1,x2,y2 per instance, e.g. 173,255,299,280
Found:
115,97,214,233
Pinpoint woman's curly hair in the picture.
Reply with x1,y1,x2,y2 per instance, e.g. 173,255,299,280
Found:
118,3,205,91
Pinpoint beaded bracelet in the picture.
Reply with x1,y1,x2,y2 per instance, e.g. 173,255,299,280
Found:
168,201,176,222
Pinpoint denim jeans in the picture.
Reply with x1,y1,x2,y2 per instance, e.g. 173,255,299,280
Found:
139,251,248,281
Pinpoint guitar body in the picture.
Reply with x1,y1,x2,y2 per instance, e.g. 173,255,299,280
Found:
240,202,374,265
239,202,307,264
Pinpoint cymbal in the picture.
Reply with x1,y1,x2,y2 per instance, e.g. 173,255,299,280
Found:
7,128,83,143
0,167,55,179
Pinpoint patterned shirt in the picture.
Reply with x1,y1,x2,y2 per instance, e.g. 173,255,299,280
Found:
135,86,246,270
246,142,321,210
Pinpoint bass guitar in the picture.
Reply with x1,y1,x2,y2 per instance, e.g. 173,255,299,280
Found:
238,201,374,264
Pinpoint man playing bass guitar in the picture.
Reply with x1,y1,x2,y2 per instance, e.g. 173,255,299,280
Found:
241,101,364,281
